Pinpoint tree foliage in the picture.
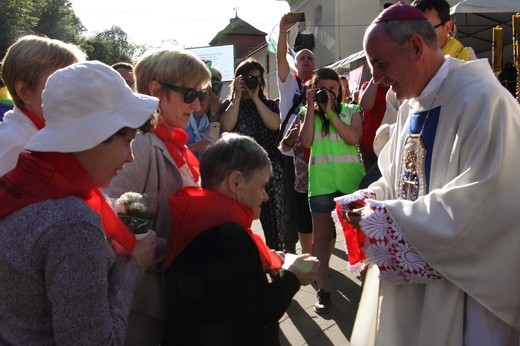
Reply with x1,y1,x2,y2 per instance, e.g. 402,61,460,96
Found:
0,0,40,57
1,0,148,64
80,26,137,65
0,0,84,58
34,0,85,44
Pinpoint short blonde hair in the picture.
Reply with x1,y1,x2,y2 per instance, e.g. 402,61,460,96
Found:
1,35,86,109
134,48,211,97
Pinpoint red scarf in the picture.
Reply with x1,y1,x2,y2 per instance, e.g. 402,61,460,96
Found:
162,186,282,272
21,107,45,130
151,124,200,181
0,152,136,253
294,73,312,85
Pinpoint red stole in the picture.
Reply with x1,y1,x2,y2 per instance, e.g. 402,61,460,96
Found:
21,107,45,130
0,152,136,253
151,124,200,181
162,186,282,272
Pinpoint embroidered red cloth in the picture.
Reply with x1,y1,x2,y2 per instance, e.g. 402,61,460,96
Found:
0,152,136,253
335,203,366,265
21,107,45,130
162,186,282,272
151,124,200,181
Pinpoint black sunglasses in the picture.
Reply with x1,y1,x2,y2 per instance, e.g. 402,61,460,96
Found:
159,82,207,103
432,22,445,29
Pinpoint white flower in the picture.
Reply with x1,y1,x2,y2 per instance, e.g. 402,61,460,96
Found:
115,192,152,234
117,192,143,206
129,202,146,213
115,192,147,214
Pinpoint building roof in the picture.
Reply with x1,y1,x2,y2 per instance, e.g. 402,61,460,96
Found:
209,16,267,45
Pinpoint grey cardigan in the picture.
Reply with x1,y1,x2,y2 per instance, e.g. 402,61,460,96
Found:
105,132,184,320
0,196,142,345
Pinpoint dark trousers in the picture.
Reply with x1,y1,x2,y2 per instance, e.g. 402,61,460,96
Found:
360,147,378,173
281,155,312,250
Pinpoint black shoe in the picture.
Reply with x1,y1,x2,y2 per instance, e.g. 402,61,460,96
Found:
314,289,332,314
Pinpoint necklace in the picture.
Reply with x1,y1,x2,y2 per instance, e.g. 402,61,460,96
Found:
398,86,442,201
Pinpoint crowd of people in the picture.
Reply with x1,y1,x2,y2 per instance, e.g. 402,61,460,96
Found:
1,0,519,345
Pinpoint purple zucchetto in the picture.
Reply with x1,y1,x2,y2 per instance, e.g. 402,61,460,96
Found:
373,2,428,23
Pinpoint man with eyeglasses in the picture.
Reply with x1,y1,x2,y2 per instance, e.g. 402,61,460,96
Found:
412,0,476,61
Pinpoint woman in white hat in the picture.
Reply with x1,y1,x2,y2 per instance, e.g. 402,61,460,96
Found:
104,48,211,345
0,61,158,345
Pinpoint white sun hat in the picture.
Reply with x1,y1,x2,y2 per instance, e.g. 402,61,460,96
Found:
24,60,158,152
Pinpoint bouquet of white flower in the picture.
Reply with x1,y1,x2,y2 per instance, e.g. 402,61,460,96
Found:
115,192,152,235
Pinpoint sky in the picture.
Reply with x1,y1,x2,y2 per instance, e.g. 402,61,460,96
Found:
69,0,290,49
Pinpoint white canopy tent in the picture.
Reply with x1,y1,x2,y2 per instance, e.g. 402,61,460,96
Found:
450,0,520,60
327,0,520,71
326,50,366,70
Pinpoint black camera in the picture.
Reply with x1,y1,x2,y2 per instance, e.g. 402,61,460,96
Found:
315,88,328,104
245,75,259,89
211,77,223,93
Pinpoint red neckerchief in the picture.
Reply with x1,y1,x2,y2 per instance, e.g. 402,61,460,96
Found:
0,152,136,253
162,186,282,272
294,73,312,85
151,124,200,182
21,107,45,130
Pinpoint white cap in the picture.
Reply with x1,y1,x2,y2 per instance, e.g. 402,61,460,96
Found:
25,60,158,152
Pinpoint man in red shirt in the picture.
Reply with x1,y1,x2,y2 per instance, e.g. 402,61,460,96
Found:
359,78,389,171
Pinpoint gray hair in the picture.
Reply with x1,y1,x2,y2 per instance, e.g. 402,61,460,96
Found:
365,19,439,50
200,133,271,189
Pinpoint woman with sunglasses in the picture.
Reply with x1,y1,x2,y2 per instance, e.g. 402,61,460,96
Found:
105,48,211,346
299,68,365,315
220,58,284,252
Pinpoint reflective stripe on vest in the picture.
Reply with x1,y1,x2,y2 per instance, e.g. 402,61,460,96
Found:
310,153,361,165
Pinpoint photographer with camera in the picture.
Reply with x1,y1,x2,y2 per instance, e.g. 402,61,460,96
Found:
220,58,285,251
299,67,365,314
208,67,223,123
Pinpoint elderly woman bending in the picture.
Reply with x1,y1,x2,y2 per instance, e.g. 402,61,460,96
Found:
162,133,319,345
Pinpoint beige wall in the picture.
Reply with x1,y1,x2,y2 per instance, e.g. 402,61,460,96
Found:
286,0,385,67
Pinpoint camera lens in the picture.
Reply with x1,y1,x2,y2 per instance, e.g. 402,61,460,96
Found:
245,76,259,89
212,79,223,93
315,89,328,103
